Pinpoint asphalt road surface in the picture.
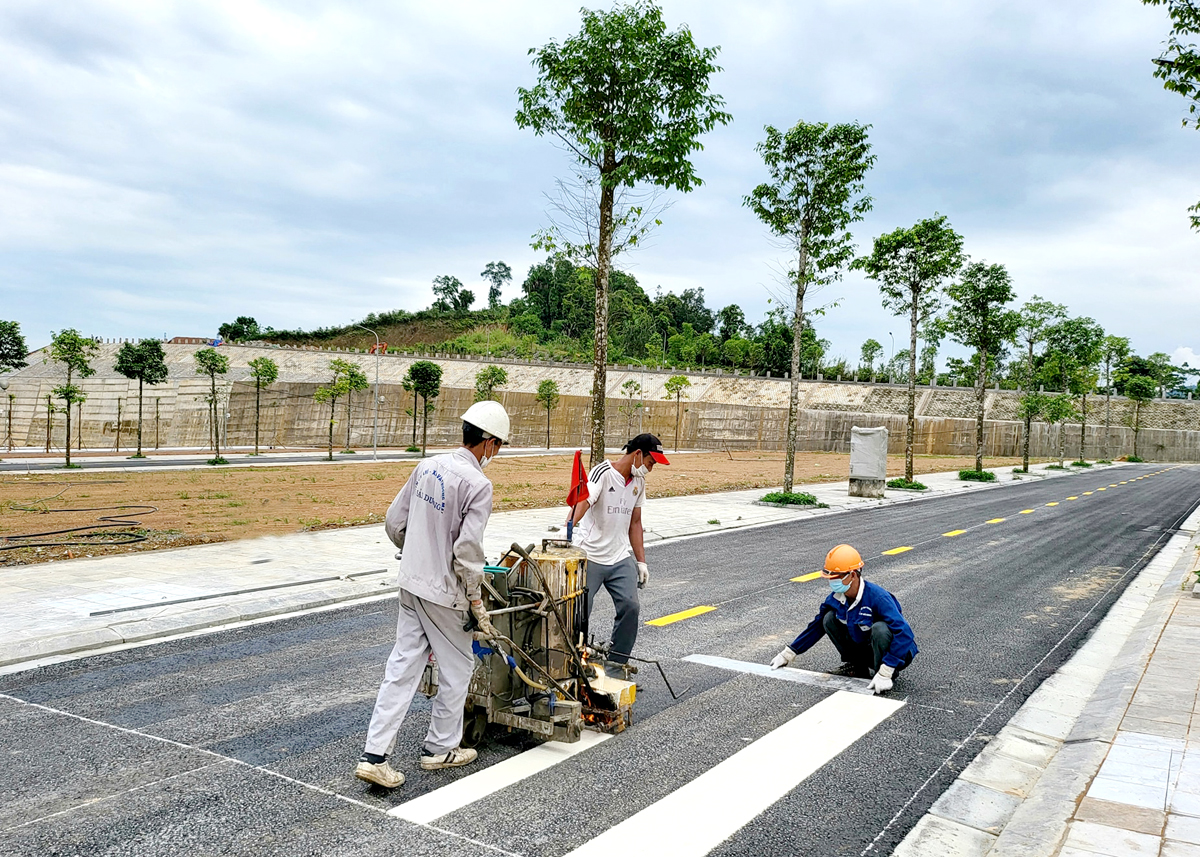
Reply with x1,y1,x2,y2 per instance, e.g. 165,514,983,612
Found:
2,464,1197,857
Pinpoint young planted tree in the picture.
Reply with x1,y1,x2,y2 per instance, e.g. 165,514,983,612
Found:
744,121,874,492
1142,0,1200,228
1042,394,1079,467
943,262,1020,473
194,348,230,462
664,375,691,451
340,360,369,452
1099,335,1130,459
618,379,644,438
535,379,561,449
1125,374,1158,459
859,338,883,380
481,261,512,310
1043,317,1105,462
247,356,279,455
517,1,731,467
46,330,100,467
474,365,509,402
408,360,443,457
114,339,169,458
854,215,965,482
1014,296,1067,471
402,368,418,446
0,321,29,372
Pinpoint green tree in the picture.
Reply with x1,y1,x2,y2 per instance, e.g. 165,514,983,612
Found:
193,347,230,463
1146,351,1186,396
218,316,261,342
1042,393,1079,467
859,338,883,380
402,368,418,446
114,339,169,458
46,330,100,467
432,275,475,314
1143,0,1200,228
474,364,509,402
1099,335,1130,459
664,375,691,451
481,261,512,310
339,360,369,452
516,1,731,467
408,360,443,456
247,356,279,455
943,262,1020,473
535,379,560,449
744,120,874,492
313,358,368,460
1043,316,1105,461
716,305,747,341
854,215,965,482
1125,374,1158,459
1014,296,1067,470
0,321,29,373
618,379,644,438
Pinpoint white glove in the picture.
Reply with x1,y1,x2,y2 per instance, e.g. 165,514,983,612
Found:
867,664,895,694
636,561,649,587
770,647,796,669
469,600,499,641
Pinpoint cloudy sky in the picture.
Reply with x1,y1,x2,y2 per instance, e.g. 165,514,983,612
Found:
1,0,1196,370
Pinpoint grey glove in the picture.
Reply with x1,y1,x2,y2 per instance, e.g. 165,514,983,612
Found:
470,600,499,641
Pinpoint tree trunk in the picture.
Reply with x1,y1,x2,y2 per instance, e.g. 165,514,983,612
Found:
1022,339,1034,472
783,226,809,494
77,402,82,451
116,400,122,453
411,389,418,446
546,407,551,450
254,381,261,455
1133,403,1141,459
327,396,335,461
589,165,616,469
345,391,352,451
674,394,682,453
64,366,73,466
1102,385,1111,460
211,374,221,461
905,291,919,482
1058,421,1066,467
136,378,144,457
1078,393,1088,463
45,395,51,454
974,347,986,472
421,393,428,457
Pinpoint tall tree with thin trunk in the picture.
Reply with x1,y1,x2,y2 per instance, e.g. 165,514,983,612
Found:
1125,374,1157,459
535,379,560,449
943,262,1020,473
193,348,230,463
1014,296,1067,471
248,356,279,455
408,360,443,457
114,340,169,458
744,121,874,492
1043,317,1105,462
338,360,369,452
1099,335,1129,460
47,330,100,467
481,261,512,310
402,369,418,446
517,1,731,468
474,365,509,402
664,375,691,452
854,215,965,482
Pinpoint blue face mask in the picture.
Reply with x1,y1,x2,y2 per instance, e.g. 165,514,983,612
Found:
828,576,851,594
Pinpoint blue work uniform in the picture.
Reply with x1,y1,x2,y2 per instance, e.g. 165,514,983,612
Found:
789,579,918,670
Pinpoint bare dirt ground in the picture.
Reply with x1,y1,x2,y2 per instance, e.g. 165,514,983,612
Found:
0,451,1037,566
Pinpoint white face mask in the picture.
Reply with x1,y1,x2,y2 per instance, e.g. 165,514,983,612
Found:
480,440,497,469
632,454,649,479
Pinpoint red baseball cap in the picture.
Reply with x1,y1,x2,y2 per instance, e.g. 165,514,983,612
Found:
625,433,670,465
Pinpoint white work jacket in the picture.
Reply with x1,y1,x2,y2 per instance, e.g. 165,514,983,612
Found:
386,447,492,610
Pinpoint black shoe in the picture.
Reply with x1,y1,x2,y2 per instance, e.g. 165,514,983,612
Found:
831,662,871,679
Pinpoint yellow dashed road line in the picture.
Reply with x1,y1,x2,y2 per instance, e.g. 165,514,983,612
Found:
1066,496,1078,500
791,571,823,582
882,546,913,555
1083,491,1093,495
942,530,967,537
646,605,717,626
1045,502,1059,507
986,518,1006,524
1020,509,1036,514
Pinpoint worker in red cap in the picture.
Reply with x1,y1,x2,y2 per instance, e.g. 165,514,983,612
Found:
570,433,669,672
770,544,918,694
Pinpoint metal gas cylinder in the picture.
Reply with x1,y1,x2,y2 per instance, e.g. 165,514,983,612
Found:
513,539,588,680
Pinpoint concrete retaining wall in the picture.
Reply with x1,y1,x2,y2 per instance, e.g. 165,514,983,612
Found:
4,342,1198,461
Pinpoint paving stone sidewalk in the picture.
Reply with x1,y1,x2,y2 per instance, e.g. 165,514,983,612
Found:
894,499,1200,857
0,461,1080,671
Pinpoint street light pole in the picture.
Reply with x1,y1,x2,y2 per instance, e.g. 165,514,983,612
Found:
0,376,10,454
356,325,380,460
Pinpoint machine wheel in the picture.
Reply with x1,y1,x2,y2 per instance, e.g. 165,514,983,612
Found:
461,709,488,748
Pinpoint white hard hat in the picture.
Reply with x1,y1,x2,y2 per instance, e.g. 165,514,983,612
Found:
461,400,510,443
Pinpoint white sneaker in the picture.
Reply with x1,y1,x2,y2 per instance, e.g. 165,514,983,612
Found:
420,746,478,770
355,760,404,788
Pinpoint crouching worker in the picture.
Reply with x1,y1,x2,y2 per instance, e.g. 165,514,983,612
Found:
770,544,917,695
354,401,508,789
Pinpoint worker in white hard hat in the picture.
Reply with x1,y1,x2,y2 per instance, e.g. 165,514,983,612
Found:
770,544,918,695
570,433,669,673
355,400,509,789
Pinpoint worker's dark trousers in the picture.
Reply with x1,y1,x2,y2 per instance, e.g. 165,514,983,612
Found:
585,556,639,664
821,611,894,674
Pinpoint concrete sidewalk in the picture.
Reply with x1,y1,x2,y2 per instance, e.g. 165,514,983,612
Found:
0,460,1085,671
894,497,1200,857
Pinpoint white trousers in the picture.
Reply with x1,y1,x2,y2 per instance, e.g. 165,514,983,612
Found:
364,588,475,756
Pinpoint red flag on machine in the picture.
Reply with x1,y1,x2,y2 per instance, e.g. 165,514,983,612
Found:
566,450,588,507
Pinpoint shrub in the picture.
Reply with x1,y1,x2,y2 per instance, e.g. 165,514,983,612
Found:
1126,455,1144,463
1011,467,1028,474
406,445,421,453
761,491,829,508
1070,460,1093,468
1046,464,1066,470
887,477,928,490
959,469,996,482
1096,459,1112,464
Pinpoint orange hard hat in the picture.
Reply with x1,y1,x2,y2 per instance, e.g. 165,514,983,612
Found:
822,544,864,576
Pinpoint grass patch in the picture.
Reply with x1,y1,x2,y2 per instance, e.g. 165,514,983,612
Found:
1126,455,1144,463
1096,459,1112,464
61,463,82,469
760,491,829,508
406,445,421,453
339,449,356,454
1070,460,1093,468
887,477,927,490
958,469,997,482
707,519,721,525
207,457,229,466
1046,464,1066,470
